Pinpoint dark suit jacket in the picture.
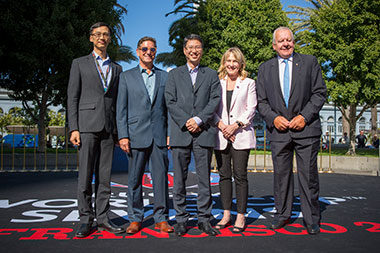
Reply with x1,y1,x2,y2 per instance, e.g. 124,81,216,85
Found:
257,53,326,141
67,53,121,134
165,65,221,147
116,66,168,149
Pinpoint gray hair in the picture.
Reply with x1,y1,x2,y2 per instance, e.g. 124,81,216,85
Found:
272,27,294,44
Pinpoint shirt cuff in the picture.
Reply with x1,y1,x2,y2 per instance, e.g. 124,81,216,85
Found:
193,116,203,126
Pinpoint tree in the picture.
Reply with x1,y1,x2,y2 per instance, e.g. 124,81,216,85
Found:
0,0,133,151
290,0,380,154
157,0,289,76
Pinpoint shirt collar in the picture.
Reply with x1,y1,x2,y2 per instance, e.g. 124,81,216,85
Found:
139,64,155,74
186,63,199,74
93,51,110,63
277,53,294,63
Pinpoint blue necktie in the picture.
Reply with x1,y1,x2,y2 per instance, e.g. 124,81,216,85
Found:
283,59,290,108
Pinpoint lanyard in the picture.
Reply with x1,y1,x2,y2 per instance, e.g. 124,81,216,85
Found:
92,52,110,89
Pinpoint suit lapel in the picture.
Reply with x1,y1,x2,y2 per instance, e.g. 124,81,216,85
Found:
220,78,227,114
289,53,301,102
270,58,285,106
105,62,117,93
132,66,151,104
180,65,194,92
87,54,105,92
151,68,160,106
230,77,241,111
194,66,205,93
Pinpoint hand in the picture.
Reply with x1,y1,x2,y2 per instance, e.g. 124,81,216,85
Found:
119,138,130,154
217,120,227,131
186,118,201,133
70,131,81,146
167,136,170,150
273,116,290,131
228,135,236,142
221,123,239,138
289,115,306,131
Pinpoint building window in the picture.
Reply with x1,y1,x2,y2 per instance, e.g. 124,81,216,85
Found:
338,117,343,133
327,116,334,133
359,117,366,131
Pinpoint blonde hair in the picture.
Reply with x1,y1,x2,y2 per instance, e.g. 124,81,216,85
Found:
218,47,248,80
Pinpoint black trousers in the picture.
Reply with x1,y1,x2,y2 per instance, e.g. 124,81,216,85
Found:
270,137,320,226
215,143,250,214
77,129,114,224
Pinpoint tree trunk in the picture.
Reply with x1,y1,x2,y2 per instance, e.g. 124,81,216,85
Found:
342,107,350,136
371,105,377,137
37,90,49,152
347,105,356,155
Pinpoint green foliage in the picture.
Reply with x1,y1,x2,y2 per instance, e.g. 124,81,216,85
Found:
48,110,66,126
294,0,380,107
158,0,288,75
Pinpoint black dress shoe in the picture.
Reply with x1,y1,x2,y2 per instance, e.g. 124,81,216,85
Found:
198,221,218,236
175,222,187,236
270,219,290,230
75,223,93,238
306,224,320,235
97,220,125,234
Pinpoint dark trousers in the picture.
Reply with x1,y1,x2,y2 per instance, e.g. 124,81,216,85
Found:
215,143,250,214
270,137,320,226
77,129,114,224
171,138,213,223
127,141,169,223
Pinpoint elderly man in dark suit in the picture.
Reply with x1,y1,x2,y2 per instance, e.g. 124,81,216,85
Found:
257,27,326,235
67,22,125,238
165,34,221,236
116,36,173,234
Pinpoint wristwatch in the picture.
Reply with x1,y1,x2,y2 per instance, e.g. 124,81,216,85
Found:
236,121,244,128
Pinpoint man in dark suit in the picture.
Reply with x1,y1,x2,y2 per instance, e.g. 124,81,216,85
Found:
257,27,326,235
67,22,125,237
116,36,173,234
165,34,221,236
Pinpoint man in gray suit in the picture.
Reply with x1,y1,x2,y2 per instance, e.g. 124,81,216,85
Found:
257,27,326,235
67,22,125,237
116,36,173,234
165,34,221,236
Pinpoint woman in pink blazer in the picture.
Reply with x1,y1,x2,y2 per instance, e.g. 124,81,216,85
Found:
214,47,257,232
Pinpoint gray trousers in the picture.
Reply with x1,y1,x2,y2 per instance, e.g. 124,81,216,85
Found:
77,129,114,224
270,137,320,226
127,141,169,223
215,143,250,214
171,139,213,223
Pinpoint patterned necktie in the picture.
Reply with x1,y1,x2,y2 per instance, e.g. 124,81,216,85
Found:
283,59,290,108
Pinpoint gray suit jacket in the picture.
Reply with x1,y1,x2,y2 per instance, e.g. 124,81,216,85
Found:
257,53,326,141
165,65,221,147
116,66,168,149
67,53,121,134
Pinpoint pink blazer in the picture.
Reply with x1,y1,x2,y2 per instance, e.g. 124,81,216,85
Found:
214,76,257,150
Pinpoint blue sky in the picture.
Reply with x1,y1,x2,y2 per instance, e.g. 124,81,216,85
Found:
118,0,310,71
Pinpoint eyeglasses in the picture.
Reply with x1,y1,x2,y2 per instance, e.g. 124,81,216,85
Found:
186,46,202,51
91,32,110,38
140,47,156,53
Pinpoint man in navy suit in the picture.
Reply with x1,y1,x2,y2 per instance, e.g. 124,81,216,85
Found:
116,36,173,234
165,34,221,236
257,27,326,235
67,22,124,237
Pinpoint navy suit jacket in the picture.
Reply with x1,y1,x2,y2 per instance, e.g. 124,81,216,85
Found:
257,53,326,141
165,65,221,147
116,65,168,149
